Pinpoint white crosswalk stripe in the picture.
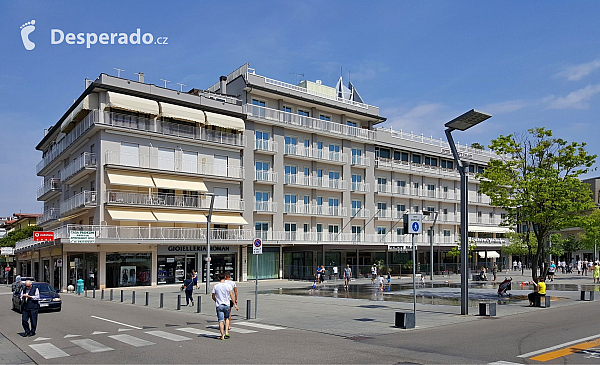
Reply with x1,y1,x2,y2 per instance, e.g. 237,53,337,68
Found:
29,343,70,359
177,327,220,337
145,330,192,341
207,325,257,334
71,339,114,353
236,322,285,330
109,334,155,347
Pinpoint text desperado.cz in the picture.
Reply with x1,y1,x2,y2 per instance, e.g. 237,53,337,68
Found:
51,29,168,48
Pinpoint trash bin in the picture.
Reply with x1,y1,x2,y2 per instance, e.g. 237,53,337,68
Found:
76,278,84,294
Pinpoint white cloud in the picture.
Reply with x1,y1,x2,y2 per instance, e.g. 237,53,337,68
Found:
547,84,600,109
379,102,450,134
556,59,600,81
479,99,531,115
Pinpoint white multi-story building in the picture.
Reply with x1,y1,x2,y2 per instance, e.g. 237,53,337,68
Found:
16,64,508,291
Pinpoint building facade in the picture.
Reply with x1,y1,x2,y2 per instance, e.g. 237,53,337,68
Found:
16,64,508,291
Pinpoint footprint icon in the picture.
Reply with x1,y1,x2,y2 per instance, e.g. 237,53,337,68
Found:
20,20,36,51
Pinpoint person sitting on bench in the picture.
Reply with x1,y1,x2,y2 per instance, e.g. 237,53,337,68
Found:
528,277,546,306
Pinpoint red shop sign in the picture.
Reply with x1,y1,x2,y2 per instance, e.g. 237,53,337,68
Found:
33,231,54,242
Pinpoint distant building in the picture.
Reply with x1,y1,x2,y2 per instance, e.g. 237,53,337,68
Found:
0,213,41,234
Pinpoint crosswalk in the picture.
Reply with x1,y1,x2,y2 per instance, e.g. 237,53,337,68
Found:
27,322,287,360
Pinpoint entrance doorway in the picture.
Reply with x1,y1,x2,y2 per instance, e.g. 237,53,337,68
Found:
201,254,236,282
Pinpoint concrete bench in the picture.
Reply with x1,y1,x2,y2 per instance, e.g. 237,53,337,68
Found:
580,290,595,301
478,302,496,316
534,295,550,308
395,312,415,329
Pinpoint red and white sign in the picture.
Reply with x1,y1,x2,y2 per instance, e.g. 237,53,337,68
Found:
33,231,54,242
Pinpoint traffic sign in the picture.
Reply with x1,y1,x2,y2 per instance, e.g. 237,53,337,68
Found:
33,231,54,242
56,259,63,267
408,214,422,234
253,238,262,255
1,247,14,255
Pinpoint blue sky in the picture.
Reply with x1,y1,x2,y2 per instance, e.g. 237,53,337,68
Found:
1,1,600,214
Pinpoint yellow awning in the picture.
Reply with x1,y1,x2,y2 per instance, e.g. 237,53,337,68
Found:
107,208,157,222
106,92,159,115
59,210,88,222
152,175,208,192
153,211,207,223
160,103,205,124
205,111,245,131
210,214,248,225
107,170,155,188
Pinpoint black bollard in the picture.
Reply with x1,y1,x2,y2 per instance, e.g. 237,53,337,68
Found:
197,296,201,313
110,289,113,301
120,290,124,302
145,292,149,306
85,290,87,297
93,289,95,299
132,291,136,304
160,293,164,308
246,299,251,320
177,294,181,310
101,289,104,300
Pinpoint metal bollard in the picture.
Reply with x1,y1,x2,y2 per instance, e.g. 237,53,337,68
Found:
101,289,104,300
246,299,251,320
145,292,149,306
177,295,181,310
93,289,95,299
120,290,124,302
160,293,164,308
110,289,114,301
85,290,87,297
132,291,136,305
197,296,201,313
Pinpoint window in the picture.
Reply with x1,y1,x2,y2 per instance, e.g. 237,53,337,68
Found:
328,198,339,207
317,169,323,178
182,151,198,174
397,204,405,212
255,161,269,180
413,182,419,190
214,188,228,209
329,144,340,159
213,155,228,176
252,99,266,117
352,174,362,183
304,139,310,148
158,148,175,171
468,165,475,173
90,180,95,192
427,206,435,212
317,197,323,206
378,177,387,185
285,194,297,204
401,152,409,162
303,223,309,233
298,110,309,117
352,226,361,240
282,106,291,113
329,171,340,180
477,166,485,174
252,99,265,107
413,205,419,212
319,115,331,121
412,154,421,164
393,151,401,161
425,157,438,166
377,202,387,211
377,227,386,235
347,121,357,127
397,227,404,235
441,160,454,169
284,223,297,240
328,225,339,234
304,167,310,177
303,196,310,205
317,141,323,150
285,165,297,176
255,191,269,202
378,148,391,159
255,131,270,150
397,180,406,189
89,216,94,225
443,229,451,238
120,142,139,167
284,136,297,146
90,144,95,154
352,200,362,210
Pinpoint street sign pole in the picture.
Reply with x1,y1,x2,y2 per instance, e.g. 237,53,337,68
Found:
253,238,262,319
412,233,416,316
406,214,422,326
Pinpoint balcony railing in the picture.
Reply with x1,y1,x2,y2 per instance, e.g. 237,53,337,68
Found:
254,201,277,213
351,208,371,219
61,152,97,182
246,104,376,141
105,150,245,179
60,191,97,215
106,190,244,211
375,157,464,179
37,111,98,174
376,209,403,220
284,144,348,164
254,138,278,153
37,208,60,226
351,181,370,193
284,204,347,217
255,169,278,183
377,183,392,194
284,175,348,190
351,155,370,167
37,178,61,200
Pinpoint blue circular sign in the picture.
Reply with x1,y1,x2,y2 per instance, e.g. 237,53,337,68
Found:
253,238,262,247
412,222,420,232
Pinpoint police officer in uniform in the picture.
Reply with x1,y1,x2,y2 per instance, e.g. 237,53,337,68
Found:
20,280,40,336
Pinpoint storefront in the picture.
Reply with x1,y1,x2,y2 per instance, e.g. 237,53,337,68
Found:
158,245,237,284
67,253,98,290
106,253,152,288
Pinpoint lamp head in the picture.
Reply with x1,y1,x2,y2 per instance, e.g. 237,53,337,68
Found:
445,109,491,131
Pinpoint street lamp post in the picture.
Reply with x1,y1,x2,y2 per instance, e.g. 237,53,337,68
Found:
445,109,491,315
423,210,439,281
205,194,215,295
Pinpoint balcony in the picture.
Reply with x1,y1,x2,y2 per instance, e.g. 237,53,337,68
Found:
255,169,278,183
254,201,277,213
351,155,370,167
105,150,245,180
37,178,61,201
102,111,246,148
37,208,60,226
254,138,278,153
60,191,97,216
351,208,371,219
284,174,348,190
246,104,376,141
284,144,348,164
376,209,403,220
61,152,97,184
284,204,347,217
375,157,462,179
351,181,370,193
106,190,244,211
376,183,393,195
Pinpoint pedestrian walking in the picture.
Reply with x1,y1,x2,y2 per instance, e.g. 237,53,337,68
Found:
319,265,326,283
183,274,194,306
548,261,556,282
224,271,238,331
371,264,377,284
343,264,352,290
192,270,198,289
577,260,582,275
20,280,40,337
518,261,522,271
315,266,322,284
492,263,498,282
513,260,517,271
211,273,238,340
594,262,600,283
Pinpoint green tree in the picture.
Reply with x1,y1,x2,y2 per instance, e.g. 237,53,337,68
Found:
554,234,584,262
447,242,477,259
0,225,42,247
478,127,596,280
579,209,600,257
471,142,485,150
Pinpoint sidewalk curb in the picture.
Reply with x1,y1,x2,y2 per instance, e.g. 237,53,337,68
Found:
0,332,35,365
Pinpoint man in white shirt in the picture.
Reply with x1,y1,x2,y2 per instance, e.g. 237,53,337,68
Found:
224,271,238,331
20,280,40,336
212,273,238,340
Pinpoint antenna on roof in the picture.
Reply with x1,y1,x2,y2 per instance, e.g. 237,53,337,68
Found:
176,83,186,92
289,72,304,84
160,79,170,88
113,68,124,78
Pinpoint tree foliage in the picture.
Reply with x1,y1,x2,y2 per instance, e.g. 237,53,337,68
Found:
447,242,477,258
478,127,596,280
579,209,600,252
0,225,41,247
470,142,485,150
